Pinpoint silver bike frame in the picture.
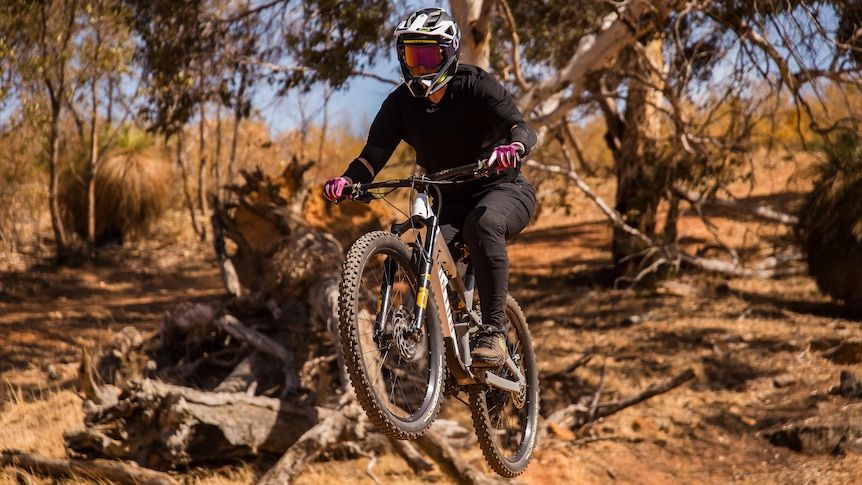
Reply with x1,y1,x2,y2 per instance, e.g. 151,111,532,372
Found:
410,191,526,393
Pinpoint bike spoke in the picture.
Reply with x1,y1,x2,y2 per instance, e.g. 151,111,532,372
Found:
340,232,443,438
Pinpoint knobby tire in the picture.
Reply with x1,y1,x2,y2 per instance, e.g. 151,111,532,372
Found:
338,231,445,440
469,295,540,477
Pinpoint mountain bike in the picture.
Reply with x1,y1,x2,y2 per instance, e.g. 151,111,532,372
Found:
333,161,539,477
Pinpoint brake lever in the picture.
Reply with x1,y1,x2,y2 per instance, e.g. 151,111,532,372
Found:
336,185,373,204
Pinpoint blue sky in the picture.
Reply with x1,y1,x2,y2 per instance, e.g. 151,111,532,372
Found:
258,0,449,137
258,56,402,138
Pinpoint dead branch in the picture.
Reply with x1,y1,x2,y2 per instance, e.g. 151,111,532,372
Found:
256,393,366,485
674,186,799,225
1,450,179,485
523,159,654,245
213,314,301,396
544,368,696,435
524,158,806,279
583,359,607,433
389,439,434,473
415,430,515,485
213,352,264,394
211,214,242,297
594,368,696,420
541,350,594,380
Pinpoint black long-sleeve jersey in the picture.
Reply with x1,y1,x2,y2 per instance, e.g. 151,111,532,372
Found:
343,64,537,200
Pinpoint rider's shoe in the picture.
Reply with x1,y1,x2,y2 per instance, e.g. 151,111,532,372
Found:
471,332,508,367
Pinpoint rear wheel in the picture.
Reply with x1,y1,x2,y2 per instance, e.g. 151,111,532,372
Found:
469,295,539,477
338,231,445,439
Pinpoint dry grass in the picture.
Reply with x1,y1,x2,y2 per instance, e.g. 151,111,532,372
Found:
0,383,81,454
4,148,862,484
0,381,84,485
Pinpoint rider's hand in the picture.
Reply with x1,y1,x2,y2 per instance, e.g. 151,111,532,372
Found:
486,143,524,171
323,176,351,201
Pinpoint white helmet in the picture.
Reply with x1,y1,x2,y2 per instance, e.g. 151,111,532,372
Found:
394,8,461,98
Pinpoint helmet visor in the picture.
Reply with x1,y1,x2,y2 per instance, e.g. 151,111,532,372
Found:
400,42,444,76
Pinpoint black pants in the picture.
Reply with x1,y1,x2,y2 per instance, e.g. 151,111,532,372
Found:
438,174,536,332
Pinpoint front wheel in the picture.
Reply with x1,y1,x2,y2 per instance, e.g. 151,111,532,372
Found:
469,295,540,477
338,231,445,440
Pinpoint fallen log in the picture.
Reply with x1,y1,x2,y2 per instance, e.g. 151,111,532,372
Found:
1,450,179,485
65,379,322,469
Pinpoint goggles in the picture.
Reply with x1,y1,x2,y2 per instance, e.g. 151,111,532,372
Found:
399,42,444,76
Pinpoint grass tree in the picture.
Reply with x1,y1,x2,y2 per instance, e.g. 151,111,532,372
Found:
796,131,862,312
61,127,172,246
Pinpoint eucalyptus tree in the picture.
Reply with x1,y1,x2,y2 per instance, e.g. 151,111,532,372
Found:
452,0,862,279
0,0,82,259
121,0,254,237
75,0,137,258
120,0,862,280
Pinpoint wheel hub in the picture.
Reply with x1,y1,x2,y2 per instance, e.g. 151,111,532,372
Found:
392,307,423,361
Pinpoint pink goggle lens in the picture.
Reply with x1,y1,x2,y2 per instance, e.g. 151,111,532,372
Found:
401,44,443,72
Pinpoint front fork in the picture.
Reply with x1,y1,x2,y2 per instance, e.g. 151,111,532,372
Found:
372,213,441,344
373,257,397,341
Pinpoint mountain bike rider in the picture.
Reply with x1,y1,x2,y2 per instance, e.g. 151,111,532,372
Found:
323,7,537,367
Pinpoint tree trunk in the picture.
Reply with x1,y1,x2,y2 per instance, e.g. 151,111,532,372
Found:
612,37,666,278
48,97,68,258
196,103,209,242
227,69,247,201
175,131,204,238
449,0,494,69
87,59,99,259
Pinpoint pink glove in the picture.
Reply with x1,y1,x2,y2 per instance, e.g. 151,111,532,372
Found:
323,177,350,201
487,144,523,171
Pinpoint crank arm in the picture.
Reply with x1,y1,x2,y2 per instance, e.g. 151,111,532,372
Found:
479,355,526,394
481,370,521,394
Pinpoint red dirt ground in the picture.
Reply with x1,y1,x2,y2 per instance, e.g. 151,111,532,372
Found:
2,154,862,484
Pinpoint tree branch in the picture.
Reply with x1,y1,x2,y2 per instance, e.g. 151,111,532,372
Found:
497,0,530,91
673,186,800,225
236,57,399,86
517,0,684,127
594,369,695,420
524,158,807,280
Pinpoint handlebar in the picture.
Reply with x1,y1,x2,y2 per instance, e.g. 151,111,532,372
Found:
336,160,492,203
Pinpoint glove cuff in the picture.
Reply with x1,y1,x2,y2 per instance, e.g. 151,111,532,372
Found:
512,142,525,157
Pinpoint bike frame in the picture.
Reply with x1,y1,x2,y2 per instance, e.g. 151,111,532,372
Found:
360,166,527,394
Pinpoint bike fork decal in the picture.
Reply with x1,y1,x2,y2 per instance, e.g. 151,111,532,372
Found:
416,273,430,309
417,288,429,308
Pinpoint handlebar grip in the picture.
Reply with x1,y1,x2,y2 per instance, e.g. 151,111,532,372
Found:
336,185,372,204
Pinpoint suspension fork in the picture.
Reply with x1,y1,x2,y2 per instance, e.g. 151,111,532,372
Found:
409,214,439,339
373,256,398,341
376,209,442,342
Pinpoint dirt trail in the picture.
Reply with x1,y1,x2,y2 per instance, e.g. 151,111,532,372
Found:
2,156,862,484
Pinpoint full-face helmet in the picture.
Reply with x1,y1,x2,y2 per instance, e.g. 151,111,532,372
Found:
394,8,461,98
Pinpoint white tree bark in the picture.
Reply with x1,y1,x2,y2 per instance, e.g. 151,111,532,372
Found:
515,0,684,126
448,0,495,69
